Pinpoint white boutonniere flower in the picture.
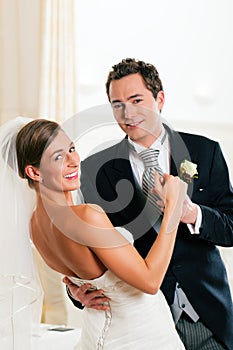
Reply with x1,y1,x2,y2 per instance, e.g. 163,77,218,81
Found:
180,160,198,183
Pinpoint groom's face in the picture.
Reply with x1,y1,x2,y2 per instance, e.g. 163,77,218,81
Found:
109,73,165,148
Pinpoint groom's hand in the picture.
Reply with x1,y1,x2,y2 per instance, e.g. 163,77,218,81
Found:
63,277,111,310
181,194,198,225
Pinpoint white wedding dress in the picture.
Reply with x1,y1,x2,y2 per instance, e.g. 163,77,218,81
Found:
69,228,185,350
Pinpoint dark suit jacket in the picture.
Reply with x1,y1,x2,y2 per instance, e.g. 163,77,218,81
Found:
79,125,233,350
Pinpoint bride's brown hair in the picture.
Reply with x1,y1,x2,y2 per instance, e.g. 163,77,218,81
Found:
16,119,60,188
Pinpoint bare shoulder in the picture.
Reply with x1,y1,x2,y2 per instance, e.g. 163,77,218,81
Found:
70,203,128,248
71,203,113,229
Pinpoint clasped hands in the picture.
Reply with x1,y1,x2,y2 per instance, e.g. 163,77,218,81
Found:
153,172,198,225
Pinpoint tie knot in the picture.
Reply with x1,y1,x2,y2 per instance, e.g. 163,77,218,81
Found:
139,148,160,169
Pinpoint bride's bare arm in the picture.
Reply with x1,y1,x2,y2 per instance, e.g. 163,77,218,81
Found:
63,174,186,308
86,173,187,294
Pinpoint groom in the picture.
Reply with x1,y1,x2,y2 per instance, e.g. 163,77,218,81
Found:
66,58,233,350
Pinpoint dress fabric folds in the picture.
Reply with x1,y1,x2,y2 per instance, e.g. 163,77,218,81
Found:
69,228,185,350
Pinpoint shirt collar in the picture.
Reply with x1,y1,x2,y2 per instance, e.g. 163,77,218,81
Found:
128,125,167,154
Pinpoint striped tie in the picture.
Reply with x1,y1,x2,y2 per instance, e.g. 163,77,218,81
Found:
139,148,163,211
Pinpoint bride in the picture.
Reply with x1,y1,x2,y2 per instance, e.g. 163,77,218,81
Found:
1,117,187,349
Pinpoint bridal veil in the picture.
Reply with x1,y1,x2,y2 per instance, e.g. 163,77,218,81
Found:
0,117,43,349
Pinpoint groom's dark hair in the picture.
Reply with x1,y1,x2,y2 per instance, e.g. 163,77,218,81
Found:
105,58,163,102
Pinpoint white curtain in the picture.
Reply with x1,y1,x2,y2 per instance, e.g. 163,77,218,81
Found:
0,0,79,348
39,0,79,121
0,0,79,125
0,0,40,123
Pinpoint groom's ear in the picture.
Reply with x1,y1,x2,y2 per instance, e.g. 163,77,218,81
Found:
156,91,165,111
25,165,40,183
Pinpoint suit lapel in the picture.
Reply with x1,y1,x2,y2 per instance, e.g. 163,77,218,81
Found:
103,137,134,187
102,137,141,210
164,124,194,196
102,137,154,232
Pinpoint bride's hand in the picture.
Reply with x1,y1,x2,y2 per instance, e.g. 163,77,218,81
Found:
152,172,187,215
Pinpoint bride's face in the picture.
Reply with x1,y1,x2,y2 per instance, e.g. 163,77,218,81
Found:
39,130,80,193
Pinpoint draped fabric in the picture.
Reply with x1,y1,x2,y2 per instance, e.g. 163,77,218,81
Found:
38,0,79,122
0,117,43,350
0,0,79,125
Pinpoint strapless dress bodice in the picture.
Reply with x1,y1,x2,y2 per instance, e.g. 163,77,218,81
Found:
69,227,185,350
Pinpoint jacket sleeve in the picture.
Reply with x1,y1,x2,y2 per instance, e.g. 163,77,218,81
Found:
197,142,233,246
66,286,84,310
